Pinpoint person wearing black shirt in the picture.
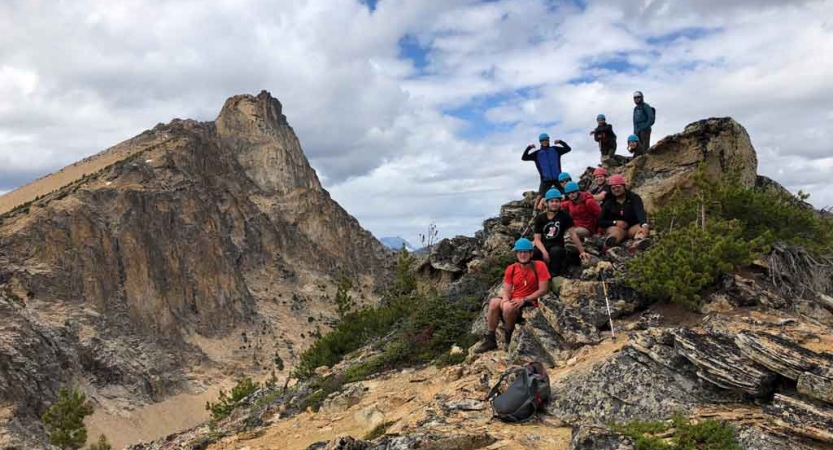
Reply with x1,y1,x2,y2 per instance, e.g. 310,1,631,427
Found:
533,188,589,276
589,114,617,161
598,174,651,250
590,166,612,203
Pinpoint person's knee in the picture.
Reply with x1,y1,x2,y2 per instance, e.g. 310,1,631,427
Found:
487,298,502,313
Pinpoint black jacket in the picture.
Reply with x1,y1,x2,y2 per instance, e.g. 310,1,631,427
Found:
592,124,617,152
598,190,648,228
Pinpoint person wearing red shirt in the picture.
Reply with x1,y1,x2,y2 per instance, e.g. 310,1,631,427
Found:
473,238,551,353
561,181,601,239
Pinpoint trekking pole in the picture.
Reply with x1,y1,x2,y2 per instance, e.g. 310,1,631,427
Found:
601,273,616,340
520,214,536,237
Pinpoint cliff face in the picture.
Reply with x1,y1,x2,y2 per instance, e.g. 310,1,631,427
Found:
0,91,389,447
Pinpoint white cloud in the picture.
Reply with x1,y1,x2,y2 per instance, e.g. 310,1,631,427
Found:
1,0,832,245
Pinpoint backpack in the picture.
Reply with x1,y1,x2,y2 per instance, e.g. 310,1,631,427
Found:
485,362,551,422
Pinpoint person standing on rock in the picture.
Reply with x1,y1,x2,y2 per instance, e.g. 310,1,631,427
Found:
561,182,601,240
533,188,590,276
589,167,612,203
599,175,652,251
632,91,654,155
522,133,572,211
589,114,617,161
473,238,551,353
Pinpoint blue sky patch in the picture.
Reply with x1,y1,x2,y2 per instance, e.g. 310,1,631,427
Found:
359,0,378,12
398,34,431,72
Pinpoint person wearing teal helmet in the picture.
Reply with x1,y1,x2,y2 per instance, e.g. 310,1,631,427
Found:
558,172,572,192
590,114,617,161
531,188,590,278
522,132,572,211
473,238,551,353
626,134,641,156
561,181,601,240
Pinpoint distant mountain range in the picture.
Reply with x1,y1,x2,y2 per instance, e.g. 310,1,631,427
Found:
379,236,417,252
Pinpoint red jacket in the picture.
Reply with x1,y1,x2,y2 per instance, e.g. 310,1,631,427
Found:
561,191,601,231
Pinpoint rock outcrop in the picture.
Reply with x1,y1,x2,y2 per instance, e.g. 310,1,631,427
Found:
616,117,759,212
0,91,389,447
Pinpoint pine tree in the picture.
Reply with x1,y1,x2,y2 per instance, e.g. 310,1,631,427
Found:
335,277,355,319
42,388,94,450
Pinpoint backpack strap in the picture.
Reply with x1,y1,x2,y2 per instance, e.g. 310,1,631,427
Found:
484,367,524,402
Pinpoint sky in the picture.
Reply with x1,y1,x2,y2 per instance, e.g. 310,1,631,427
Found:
2,0,832,247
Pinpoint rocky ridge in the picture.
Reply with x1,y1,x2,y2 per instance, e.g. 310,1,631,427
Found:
122,118,833,450
0,91,390,448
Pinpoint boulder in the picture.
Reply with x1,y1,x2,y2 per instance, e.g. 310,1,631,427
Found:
673,329,778,397
548,341,738,424
764,393,833,443
735,331,833,381
797,372,833,404
621,117,758,212
570,425,635,450
425,236,481,274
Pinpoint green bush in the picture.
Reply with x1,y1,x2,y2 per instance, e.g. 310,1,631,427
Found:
628,168,833,310
627,220,765,310
42,388,95,450
335,277,355,319
87,435,112,450
391,246,417,295
205,377,260,421
652,170,833,254
364,421,394,440
613,413,740,450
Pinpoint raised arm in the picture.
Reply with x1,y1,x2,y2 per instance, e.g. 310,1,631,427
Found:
521,144,537,161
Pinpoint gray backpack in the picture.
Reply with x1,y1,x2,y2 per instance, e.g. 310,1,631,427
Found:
485,362,551,422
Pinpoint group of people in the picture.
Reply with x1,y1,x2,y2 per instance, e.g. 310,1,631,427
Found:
474,91,656,354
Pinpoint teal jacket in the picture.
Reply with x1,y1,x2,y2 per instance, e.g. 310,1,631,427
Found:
633,102,655,134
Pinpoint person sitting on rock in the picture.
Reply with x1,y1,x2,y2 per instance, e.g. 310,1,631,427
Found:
473,238,551,354
626,134,641,156
589,114,617,161
589,167,612,203
632,91,654,155
533,188,590,276
599,175,652,250
522,133,572,211
560,182,601,241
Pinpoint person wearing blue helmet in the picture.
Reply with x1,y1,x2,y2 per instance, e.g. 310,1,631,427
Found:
532,188,590,278
522,132,572,211
632,91,655,155
589,114,617,161
558,172,572,193
473,238,551,353
626,134,641,156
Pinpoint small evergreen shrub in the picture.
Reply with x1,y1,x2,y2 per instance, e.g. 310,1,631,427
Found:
363,421,394,440
613,413,740,450
205,377,260,421
626,220,765,310
335,277,355,319
87,435,112,450
42,388,94,450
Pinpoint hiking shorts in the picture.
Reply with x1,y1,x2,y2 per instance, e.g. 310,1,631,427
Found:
538,180,560,196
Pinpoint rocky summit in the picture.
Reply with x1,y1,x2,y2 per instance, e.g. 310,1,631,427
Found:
0,91,389,448
2,104,832,450
113,117,833,450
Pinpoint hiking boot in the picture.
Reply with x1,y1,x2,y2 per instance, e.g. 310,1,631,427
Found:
631,238,652,251
584,235,604,250
472,332,498,354
603,234,618,248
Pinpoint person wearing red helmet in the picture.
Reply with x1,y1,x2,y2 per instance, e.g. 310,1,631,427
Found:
589,166,612,203
599,174,651,250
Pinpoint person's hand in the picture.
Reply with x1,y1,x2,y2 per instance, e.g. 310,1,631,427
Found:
589,131,595,135
579,251,590,261
639,227,650,238
526,144,535,151
616,220,628,230
555,139,564,145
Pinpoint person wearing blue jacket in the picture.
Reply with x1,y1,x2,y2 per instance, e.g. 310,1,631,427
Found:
522,133,571,211
632,91,655,155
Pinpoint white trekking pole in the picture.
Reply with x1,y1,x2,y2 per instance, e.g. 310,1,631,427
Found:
601,273,616,340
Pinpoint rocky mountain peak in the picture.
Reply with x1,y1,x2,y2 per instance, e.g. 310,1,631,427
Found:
216,90,287,137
